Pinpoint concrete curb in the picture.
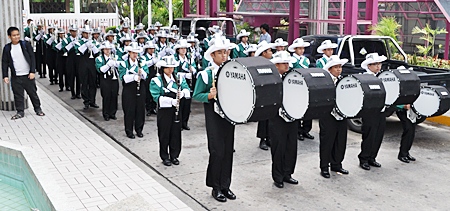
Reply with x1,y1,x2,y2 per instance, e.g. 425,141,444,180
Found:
427,115,450,127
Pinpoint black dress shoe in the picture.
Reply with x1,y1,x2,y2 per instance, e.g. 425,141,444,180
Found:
163,159,172,166
59,89,63,92
89,103,99,108
221,189,236,200
212,189,227,202
171,158,180,165
368,160,382,167
283,177,298,184
360,162,371,170
66,88,71,91
83,105,89,110
273,181,284,188
321,169,330,178
104,117,110,121
136,132,143,138
331,168,349,174
259,138,268,150
303,132,314,139
265,138,271,147
151,109,157,115
182,125,190,130
297,133,304,141
71,96,76,99
50,82,54,85
146,111,152,116
76,95,81,99
407,154,416,161
398,157,410,163
110,116,117,120
127,134,135,139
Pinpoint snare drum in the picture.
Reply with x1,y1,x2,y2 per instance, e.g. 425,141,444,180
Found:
215,57,283,124
377,69,420,106
412,85,450,117
280,68,335,121
335,74,386,118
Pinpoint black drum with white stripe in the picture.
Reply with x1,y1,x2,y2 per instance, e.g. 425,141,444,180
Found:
377,69,420,106
412,85,450,117
215,57,283,124
335,74,386,118
279,68,335,122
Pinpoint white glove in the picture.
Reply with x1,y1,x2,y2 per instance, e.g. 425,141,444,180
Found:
134,74,140,82
107,59,116,67
25,37,31,42
171,99,178,106
178,90,185,98
185,73,192,79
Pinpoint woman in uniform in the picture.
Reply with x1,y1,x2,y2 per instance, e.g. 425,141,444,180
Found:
315,40,338,68
232,29,250,58
142,41,159,116
117,33,132,61
272,38,288,53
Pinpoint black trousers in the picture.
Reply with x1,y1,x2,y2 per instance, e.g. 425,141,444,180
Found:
157,107,182,160
100,77,119,118
319,114,348,169
35,42,44,76
10,76,42,115
56,53,68,90
396,110,416,157
122,81,146,135
359,113,386,163
45,47,57,83
143,77,156,112
257,120,269,139
269,117,298,183
66,52,80,97
79,56,97,106
204,101,235,190
180,98,191,127
298,119,312,135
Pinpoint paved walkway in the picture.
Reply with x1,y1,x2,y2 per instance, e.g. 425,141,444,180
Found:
0,86,192,211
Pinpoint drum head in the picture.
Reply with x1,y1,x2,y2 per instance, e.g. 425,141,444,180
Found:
282,71,309,119
378,71,399,105
336,76,364,117
413,87,440,117
217,60,254,123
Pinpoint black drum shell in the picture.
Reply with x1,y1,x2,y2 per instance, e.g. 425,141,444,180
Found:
378,69,421,105
412,85,450,117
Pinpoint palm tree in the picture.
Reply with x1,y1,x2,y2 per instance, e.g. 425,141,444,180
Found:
412,23,448,56
369,16,402,44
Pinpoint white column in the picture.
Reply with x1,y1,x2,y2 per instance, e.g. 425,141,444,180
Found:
148,0,152,25
168,0,172,26
23,0,30,15
130,0,134,29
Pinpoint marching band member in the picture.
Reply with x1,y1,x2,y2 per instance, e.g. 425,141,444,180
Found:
170,25,180,35
53,28,69,92
95,42,119,121
272,38,288,53
319,55,350,178
315,40,338,68
154,22,163,32
117,34,132,61
136,31,149,48
24,19,33,42
244,44,257,57
168,33,179,49
232,29,250,58
187,32,202,69
193,36,237,202
150,55,190,166
62,24,81,99
92,28,102,88
133,23,145,41
118,42,149,139
174,39,196,130
76,26,100,110
288,38,314,141
141,41,159,116
254,40,275,150
156,30,168,54
116,22,130,43
269,51,299,188
358,52,387,170
33,23,45,79
203,25,220,50
104,30,117,54
43,24,57,81
147,25,157,42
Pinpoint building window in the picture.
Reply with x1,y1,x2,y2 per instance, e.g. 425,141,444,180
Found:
81,0,116,13
30,0,74,13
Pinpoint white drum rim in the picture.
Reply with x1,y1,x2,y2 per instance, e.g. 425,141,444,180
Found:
378,70,400,106
412,87,441,117
335,75,365,118
281,70,309,120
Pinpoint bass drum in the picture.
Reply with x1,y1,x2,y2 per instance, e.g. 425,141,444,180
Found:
412,85,450,117
335,74,386,118
280,68,335,121
377,69,420,106
215,57,283,124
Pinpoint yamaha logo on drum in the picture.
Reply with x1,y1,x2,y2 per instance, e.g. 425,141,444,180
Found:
288,79,303,85
225,71,246,80
340,83,357,89
381,77,396,82
421,91,435,96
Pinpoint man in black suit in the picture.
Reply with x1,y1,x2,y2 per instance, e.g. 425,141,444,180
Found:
2,27,45,119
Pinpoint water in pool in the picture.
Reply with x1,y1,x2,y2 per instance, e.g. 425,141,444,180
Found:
0,180,32,211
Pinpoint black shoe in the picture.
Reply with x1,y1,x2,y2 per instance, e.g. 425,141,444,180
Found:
59,89,63,92
182,125,190,130
71,96,76,100
163,159,172,166
83,105,89,110
104,117,110,121
66,88,71,91
360,162,371,170
297,133,304,141
368,160,381,167
259,138,268,150
55,81,58,84
110,116,117,120
320,169,330,178
127,134,135,139
273,181,284,188
221,189,236,200
43,75,47,78
331,168,349,174
171,158,179,165
151,109,157,115
265,138,271,147
407,154,416,161
212,189,227,202
50,82,54,85
89,103,99,108
146,111,152,116
136,132,143,138
283,177,298,184
398,157,410,163
303,132,314,139
76,95,81,99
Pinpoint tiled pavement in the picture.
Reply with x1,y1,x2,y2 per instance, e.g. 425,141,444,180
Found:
0,87,192,211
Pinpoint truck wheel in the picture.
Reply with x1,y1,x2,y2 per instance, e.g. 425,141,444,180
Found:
347,118,363,133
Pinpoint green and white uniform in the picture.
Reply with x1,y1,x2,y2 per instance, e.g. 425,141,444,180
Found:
291,53,310,69
316,55,331,69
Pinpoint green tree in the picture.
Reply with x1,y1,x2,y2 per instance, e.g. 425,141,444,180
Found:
412,23,448,56
369,17,402,44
